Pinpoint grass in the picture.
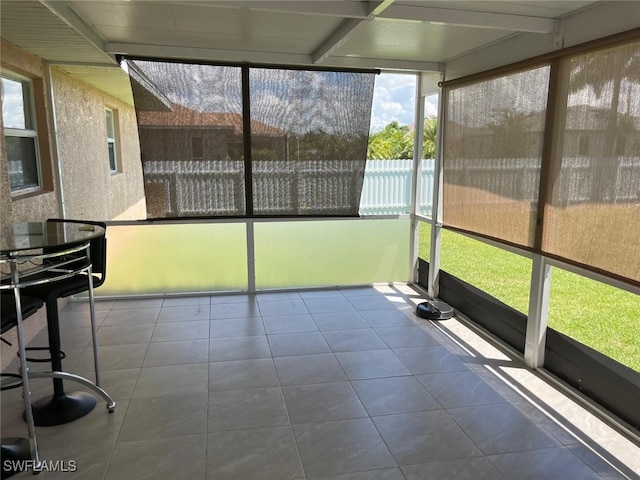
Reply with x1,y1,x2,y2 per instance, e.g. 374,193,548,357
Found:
418,222,640,372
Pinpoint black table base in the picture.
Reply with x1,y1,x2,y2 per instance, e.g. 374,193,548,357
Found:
30,391,96,427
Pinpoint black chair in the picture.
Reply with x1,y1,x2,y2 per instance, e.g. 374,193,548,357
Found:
1,292,44,479
1,294,43,338
20,219,108,426
1,237,115,476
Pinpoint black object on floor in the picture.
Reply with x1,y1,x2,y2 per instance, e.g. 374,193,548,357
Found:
1,437,31,479
416,300,454,320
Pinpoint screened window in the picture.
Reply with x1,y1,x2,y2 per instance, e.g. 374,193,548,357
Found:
2,73,40,193
443,67,550,247
542,39,640,285
127,59,375,218
442,37,640,287
105,108,118,173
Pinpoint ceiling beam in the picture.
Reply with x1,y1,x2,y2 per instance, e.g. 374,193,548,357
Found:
380,4,559,34
105,42,439,72
106,42,317,66
311,0,395,64
39,0,116,63
311,18,364,65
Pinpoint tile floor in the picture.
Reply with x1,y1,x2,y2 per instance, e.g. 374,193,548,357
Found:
1,284,639,479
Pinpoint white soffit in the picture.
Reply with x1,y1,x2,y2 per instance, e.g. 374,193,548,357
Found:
0,1,114,65
54,65,134,106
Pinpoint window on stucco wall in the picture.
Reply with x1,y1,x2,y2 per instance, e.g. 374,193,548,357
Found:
105,107,119,173
1,72,42,194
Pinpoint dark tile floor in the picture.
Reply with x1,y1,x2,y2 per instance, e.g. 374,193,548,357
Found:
1,284,638,479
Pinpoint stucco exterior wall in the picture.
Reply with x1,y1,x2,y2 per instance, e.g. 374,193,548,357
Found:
1,39,146,222
1,39,60,223
51,67,146,220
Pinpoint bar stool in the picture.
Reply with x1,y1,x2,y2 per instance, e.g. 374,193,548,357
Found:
1,241,115,476
21,219,110,426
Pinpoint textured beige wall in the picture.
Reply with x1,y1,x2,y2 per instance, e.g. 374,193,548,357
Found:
1,40,146,223
51,67,146,221
1,39,60,223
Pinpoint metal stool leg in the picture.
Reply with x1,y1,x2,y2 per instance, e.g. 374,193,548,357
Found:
12,283,41,470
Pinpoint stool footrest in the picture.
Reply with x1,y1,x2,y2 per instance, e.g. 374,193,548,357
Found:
0,373,23,392
21,346,66,364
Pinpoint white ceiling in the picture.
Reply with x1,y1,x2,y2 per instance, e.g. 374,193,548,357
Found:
1,1,637,104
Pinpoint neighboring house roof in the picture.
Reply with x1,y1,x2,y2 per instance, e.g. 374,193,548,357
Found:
137,104,285,136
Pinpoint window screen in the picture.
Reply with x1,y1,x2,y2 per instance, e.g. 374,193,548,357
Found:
443,67,550,247
127,59,375,218
129,61,245,217
542,40,640,284
442,36,640,287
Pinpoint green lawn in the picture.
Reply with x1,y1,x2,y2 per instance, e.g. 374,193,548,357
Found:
418,222,640,372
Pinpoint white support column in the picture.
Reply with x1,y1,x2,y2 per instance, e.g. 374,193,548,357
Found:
525,253,552,368
246,219,256,293
428,84,445,299
46,63,66,218
409,73,425,284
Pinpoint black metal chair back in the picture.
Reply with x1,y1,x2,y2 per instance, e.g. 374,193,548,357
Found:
45,218,107,291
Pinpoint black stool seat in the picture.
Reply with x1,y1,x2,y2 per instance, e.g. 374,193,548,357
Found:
1,294,43,334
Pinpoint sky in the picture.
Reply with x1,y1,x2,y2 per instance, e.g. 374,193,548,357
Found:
370,73,439,133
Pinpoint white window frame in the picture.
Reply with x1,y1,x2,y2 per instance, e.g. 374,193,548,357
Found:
2,71,42,194
105,107,118,173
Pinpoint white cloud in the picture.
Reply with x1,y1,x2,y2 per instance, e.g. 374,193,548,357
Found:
369,74,440,132
370,73,416,132
424,94,439,118
1,78,27,129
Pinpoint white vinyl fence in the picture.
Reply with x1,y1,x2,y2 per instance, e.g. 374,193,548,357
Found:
144,156,639,217
144,158,435,217
359,159,435,216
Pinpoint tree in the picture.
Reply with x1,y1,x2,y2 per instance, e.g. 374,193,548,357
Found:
368,118,438,160
422,117,437,159
367,121,413,159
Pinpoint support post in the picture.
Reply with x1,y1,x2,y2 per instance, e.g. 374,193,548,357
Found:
525,253,552,368
428,83,445,299
409,73,425,283
246,219,256,293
